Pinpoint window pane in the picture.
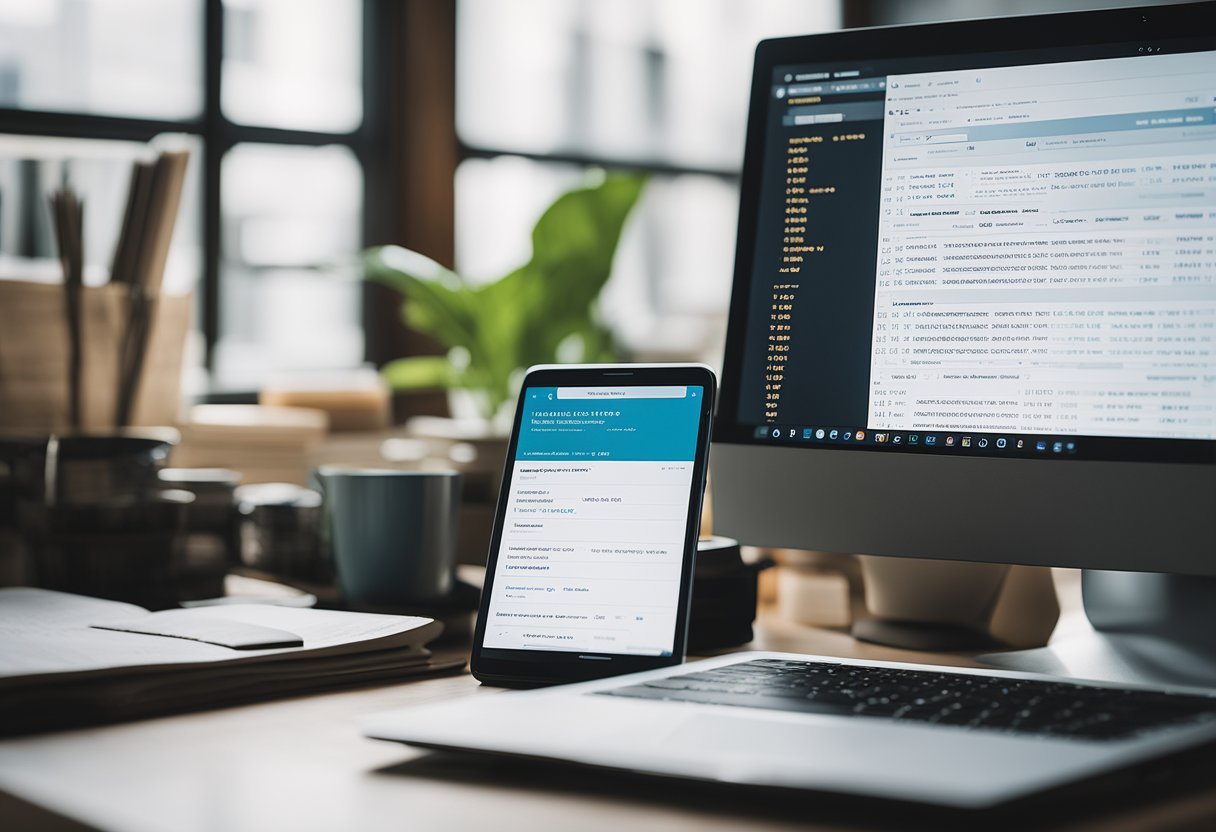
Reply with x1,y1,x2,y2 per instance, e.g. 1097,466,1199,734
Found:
594,172,736,363
457,0,840,170
0,0,203,119
455,156,582,285
222,0,362,132
217,144,363,390
642,175,738,315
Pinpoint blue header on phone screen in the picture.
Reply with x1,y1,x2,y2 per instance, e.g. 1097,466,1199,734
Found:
516,386,704,462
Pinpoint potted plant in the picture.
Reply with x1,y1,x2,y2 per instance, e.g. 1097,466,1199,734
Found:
363,171,646,433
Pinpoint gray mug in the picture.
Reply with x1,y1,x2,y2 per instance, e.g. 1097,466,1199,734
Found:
314,467,461,606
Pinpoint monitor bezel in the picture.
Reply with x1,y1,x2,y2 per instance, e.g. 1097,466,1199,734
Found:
715,1,1216,467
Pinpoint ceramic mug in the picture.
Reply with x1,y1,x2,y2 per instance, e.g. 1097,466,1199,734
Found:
314,467,461,607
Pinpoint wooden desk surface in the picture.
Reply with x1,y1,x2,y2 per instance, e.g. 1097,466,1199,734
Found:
1,574,1213,832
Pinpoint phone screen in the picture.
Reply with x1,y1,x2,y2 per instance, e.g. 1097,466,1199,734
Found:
481,383,706,658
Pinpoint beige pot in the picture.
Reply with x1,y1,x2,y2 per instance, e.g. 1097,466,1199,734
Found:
857,554,1060,650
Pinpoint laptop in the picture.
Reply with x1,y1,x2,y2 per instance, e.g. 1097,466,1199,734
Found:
363,651,1216,809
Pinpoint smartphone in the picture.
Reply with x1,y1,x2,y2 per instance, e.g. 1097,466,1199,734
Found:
470,363,717,687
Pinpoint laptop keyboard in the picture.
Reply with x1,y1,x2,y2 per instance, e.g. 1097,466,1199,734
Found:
597,658,1216,741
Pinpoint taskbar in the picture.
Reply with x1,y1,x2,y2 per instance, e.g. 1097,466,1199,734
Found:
746,424,1215,465
756,424,1075,454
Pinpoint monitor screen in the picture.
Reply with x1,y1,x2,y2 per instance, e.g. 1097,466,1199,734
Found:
713,4,1216,577
718,30,1216,466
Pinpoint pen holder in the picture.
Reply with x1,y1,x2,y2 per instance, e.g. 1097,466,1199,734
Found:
0,280,191,433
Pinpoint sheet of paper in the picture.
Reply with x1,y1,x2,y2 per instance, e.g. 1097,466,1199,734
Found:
0,588,435,681
169,604,432,651
94,611,305,650
0,587,146,628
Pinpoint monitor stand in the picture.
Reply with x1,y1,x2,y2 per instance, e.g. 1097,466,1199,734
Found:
849,556,1059,652
979,570,1216,690
851,618,1003,651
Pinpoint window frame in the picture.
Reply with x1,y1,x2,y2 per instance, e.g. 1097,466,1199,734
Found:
0,0,397,388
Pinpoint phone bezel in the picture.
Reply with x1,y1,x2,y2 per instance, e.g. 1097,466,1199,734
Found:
470,363,717,687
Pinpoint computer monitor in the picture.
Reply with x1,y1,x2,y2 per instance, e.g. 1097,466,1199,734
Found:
712,3,1216,588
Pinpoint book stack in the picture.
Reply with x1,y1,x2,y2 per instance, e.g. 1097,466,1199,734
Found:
173,405,329,486
260,369,392,432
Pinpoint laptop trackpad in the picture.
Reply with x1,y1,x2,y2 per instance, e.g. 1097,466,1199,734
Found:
659,710,1071,801
664,714,821,767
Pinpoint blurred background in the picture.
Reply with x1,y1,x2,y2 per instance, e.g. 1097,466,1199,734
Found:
1,0,1183,410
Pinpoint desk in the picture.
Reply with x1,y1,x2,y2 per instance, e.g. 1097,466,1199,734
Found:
1,573,1213,832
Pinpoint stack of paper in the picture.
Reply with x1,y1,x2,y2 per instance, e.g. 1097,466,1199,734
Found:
0,588,454,735
173,404,329,485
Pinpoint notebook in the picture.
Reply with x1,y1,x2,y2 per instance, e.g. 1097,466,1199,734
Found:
0,588,457,735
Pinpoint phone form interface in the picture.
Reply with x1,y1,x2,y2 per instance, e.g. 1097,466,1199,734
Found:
483,385,705,657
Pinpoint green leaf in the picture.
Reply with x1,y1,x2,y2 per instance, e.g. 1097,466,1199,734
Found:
481,172,646,368
363,246,479,352
380,355,458,391
526,173,645,316
362,172,647,419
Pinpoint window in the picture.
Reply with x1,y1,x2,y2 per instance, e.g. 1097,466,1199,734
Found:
0,0,204,119
0,0,370,393
217,142,364,388
455,0,841,365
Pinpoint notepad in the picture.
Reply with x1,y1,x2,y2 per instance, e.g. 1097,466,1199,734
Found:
0,588,456,735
